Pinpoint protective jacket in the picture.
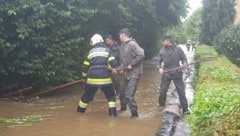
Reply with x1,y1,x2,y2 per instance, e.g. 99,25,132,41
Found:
82,42,117,86
120,39,145,80
153,45,187,77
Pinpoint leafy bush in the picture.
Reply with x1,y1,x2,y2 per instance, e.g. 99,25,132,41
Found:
198,57,240,82
0,0,89,92
189,45,240,136
0,0,189,93
214,25,240,67
193,45,218,72
200,0,235,45
194,45,218,60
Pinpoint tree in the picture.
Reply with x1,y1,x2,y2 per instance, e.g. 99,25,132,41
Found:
129,0,188,57
166,25,187,44
214,25,240,66
0,0,189,92
200,0,235,45
165,8,202,45
184,7,202,42
0,0,89,90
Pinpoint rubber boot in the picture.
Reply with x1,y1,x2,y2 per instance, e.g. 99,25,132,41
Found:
77,106,86,113
183,108,190,115
120,104,127,111
130,110,138,118
109,107,117,116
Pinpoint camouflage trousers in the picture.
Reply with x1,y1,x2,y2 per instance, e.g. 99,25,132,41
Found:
119,78,139,113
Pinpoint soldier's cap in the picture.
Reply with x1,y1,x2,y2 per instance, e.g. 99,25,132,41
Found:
118,28,130,36
163,35,172,40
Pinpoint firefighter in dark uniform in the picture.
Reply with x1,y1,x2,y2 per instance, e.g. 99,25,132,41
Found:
153,35,190,114
77,34,118,116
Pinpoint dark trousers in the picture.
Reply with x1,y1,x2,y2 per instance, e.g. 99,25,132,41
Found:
111,73,123,96
81,84,116,103
159,74,188,111
119,78,139,112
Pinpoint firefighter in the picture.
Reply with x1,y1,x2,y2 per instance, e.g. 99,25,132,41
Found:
77,34,118,116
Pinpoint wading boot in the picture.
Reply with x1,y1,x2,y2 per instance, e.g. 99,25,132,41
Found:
183,108,190,115
130,111,138,118
120,104,127,111
77,106,86,113
109,107,117,116
183,110,190,115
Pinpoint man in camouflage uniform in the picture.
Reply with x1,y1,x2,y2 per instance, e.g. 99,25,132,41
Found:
153,35,189,114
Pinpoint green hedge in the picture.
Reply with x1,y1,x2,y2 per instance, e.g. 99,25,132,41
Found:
214,25,240,67
0,0,188,93
188,45,240,136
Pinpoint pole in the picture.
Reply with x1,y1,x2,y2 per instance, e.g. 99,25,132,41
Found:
115,67,128,71
164,56,215,73
2,87,32,98
31,79,85,97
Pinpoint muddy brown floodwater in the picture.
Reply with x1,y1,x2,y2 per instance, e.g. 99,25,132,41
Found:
0,63,162,136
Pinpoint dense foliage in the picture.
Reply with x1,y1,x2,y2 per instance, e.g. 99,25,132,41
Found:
200,0,235,45
165,25,186,44
189,45,240,136
184,8,202,42
0,0,88,91
166,7,202,44
121,0,188,57
214,25,240,66
0,0,188,92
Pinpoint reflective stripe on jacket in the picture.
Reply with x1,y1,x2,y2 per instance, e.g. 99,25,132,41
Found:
82,42,117,86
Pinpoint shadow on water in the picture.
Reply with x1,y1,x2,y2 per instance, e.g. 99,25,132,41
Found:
0,63,163,136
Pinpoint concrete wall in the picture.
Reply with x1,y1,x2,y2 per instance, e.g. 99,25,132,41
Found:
235,0,240,25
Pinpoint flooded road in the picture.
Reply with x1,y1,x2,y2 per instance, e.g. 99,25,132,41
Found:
0,63,162,136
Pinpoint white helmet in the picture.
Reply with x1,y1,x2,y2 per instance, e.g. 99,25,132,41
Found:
90,34,104,46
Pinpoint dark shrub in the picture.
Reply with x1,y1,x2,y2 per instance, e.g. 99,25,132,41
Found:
214,25,240,66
